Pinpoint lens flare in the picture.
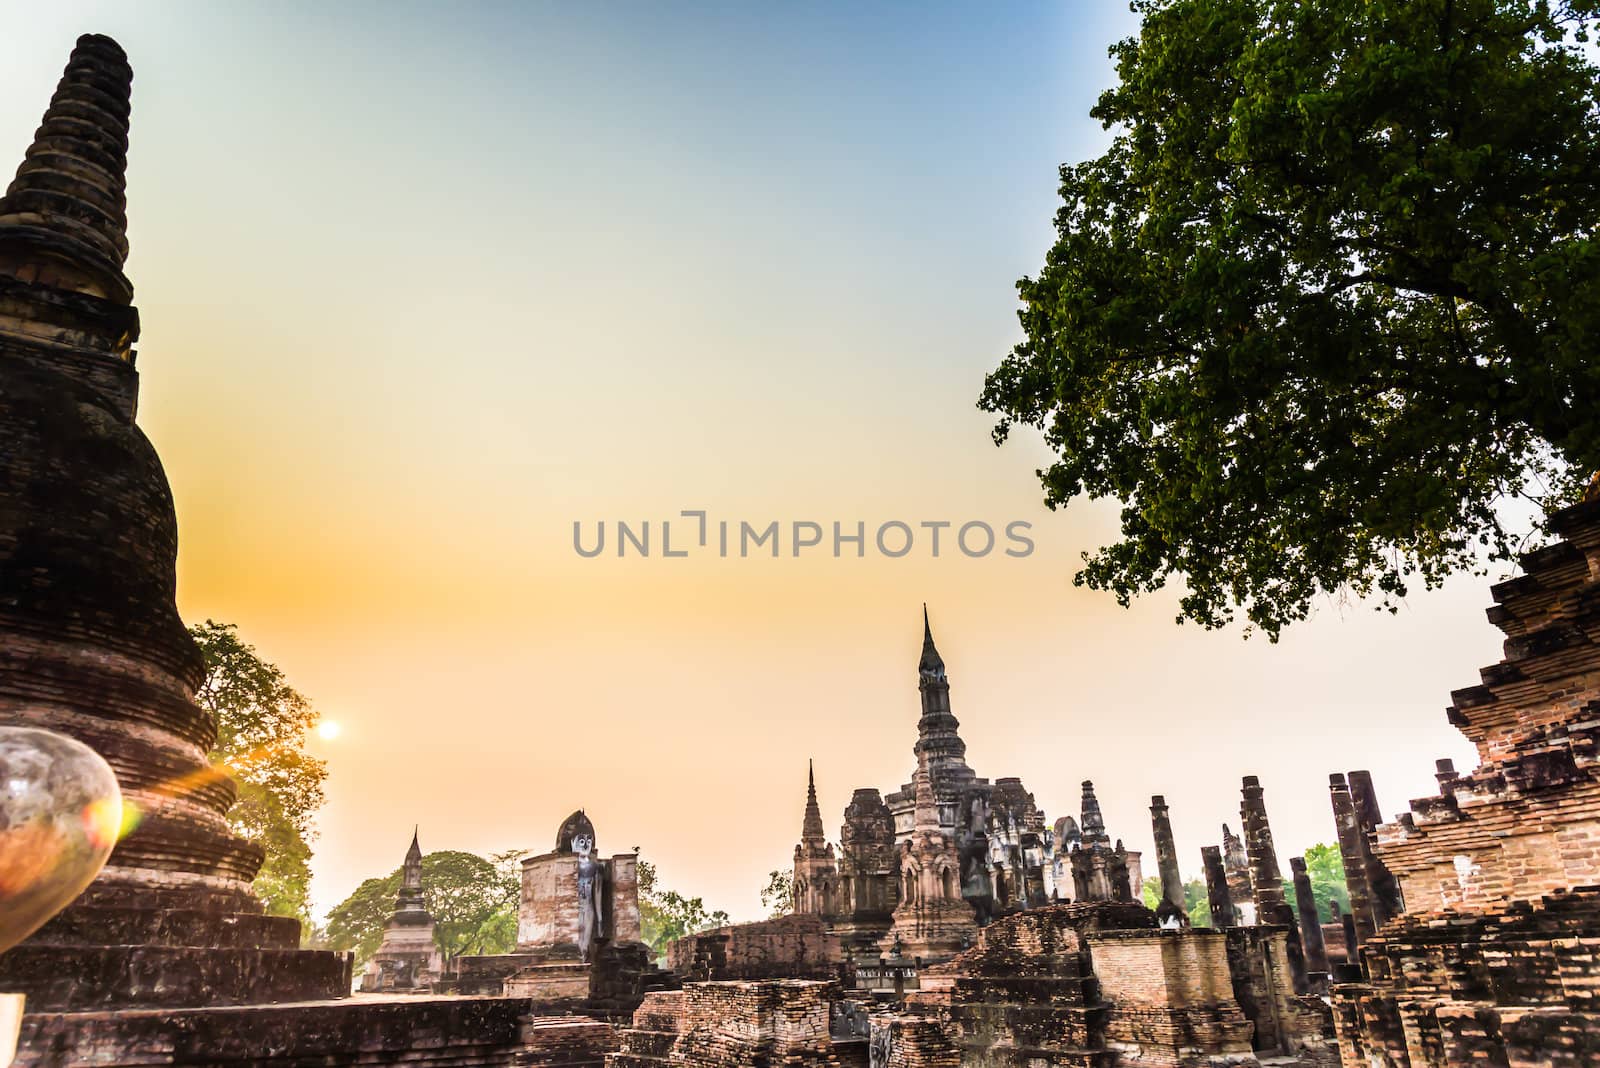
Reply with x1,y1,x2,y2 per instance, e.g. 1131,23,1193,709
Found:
82,796,125,851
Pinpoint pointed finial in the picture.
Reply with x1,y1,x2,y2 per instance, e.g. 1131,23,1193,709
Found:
0,34,135,303
918,604,945,679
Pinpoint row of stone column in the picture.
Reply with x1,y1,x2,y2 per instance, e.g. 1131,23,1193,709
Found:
1146,768,1412,991
1149,779,1315,993
1327,769,1405,973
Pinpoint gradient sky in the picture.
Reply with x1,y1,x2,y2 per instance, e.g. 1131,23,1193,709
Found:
4,2,1496,923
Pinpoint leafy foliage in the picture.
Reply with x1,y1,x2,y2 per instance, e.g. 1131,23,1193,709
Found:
191,621,327,925
323,849,520,969
1284,842,1352,922
760,869,794,918
982,0,1600,638
1141,875,1211,926
638,859,730,960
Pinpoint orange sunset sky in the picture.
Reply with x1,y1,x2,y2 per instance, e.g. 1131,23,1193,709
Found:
4,2,1491,921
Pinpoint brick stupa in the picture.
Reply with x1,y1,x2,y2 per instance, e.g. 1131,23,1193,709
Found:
0,33,350,1011
0,36,643,1067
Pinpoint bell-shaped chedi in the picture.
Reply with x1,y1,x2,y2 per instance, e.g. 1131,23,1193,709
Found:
0,34,349,1010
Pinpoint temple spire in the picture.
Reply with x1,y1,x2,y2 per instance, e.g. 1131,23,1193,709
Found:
1080,780,1107,844
0,34,135,303
801,760,826,844
912,606,966,772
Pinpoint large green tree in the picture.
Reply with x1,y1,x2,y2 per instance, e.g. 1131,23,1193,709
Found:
324,849,521,969
982,0,1600,639
191,620,327,925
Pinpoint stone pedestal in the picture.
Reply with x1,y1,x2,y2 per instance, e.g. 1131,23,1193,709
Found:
360,915,442,993
517,851,641,955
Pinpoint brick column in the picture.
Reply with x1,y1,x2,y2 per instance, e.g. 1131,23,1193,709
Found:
1201,845,1236,928
1289,856,1329,990
1240,776,1307,994
1347,770,1404,925
1149,795,1187,923
1329,773,1377,956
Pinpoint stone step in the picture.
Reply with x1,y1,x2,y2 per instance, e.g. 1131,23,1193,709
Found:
630,1012,679,1033
14,996,549,1066
616,1028,676,1057
0,943,351,1011
29,904,302,950
603,1055,670,1068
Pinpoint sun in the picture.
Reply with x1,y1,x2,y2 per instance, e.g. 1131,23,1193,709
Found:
315,720,342,742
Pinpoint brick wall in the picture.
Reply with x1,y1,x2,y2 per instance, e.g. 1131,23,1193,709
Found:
664,915,840,980
1086,930,1236,1009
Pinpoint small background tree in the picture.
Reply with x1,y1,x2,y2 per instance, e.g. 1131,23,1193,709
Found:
1283,843,1353,922
324,849,520,969
759,869,794,918
1141,875,1210,927
637,859,730,961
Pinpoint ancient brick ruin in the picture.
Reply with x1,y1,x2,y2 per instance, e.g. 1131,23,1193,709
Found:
1328,498,1600,1067
0,32,350,1015
659,620,1337,1066
5,30,1600,1068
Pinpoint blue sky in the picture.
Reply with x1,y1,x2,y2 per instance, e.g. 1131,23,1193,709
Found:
2,3,1493,921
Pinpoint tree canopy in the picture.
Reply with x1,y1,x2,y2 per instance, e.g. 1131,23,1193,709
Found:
191,620,327,924
323,849,521,968
1284,842,1352,922
981,0,1600,638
